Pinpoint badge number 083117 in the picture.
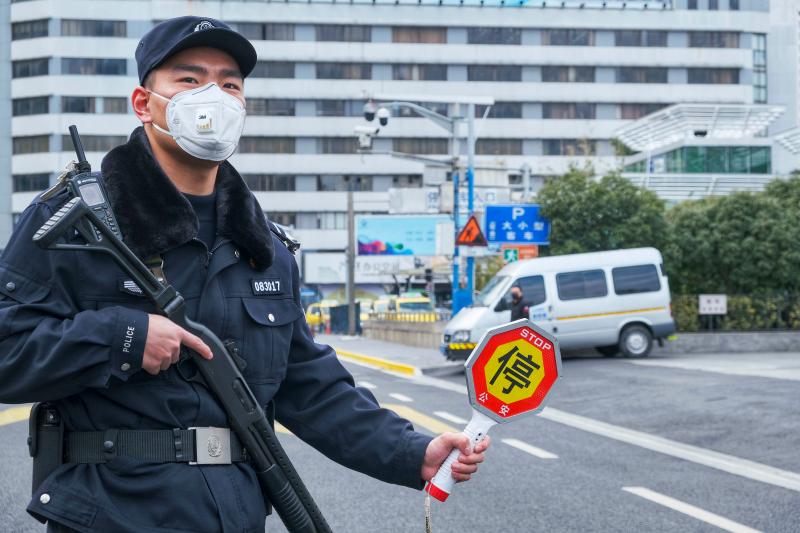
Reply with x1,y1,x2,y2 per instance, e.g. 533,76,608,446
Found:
425,319,562,502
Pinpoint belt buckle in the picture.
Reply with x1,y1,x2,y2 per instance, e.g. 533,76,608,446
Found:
189,427,232,465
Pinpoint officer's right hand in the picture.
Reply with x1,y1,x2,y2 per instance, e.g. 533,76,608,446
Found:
143,315,213,375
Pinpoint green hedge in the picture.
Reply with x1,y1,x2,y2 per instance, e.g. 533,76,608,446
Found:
671,294,800,332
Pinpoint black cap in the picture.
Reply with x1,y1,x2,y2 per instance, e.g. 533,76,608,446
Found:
135,16,257,85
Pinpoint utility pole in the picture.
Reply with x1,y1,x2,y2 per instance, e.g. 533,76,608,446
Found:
346,185,356,335
466,102,476,301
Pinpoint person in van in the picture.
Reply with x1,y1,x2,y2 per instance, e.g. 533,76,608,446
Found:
510,286,528,321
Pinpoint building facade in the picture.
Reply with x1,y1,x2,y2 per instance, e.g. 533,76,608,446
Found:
3,0,799,282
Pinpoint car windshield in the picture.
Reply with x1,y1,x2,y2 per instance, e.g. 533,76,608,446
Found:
473,276,511,307
399,301,433,311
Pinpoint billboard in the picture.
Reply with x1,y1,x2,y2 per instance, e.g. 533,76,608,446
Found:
357,215,452,256
303,253,417,284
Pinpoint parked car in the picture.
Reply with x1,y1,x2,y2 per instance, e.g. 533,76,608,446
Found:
305,299,339,329
441,247,675,360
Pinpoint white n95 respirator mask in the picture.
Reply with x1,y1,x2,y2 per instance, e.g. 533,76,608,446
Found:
149,82,246,162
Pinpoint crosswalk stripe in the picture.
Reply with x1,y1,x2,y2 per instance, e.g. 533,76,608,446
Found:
501,438,559,459
433,411,468,425
356,381,377,390
0,405,32,427
383,403,458,435
389,393,414,403
623,487,763,533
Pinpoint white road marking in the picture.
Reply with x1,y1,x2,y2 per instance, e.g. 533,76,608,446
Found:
623,487,763,533
406,373,800,493
627,356,800,382
433,411,469,425
502,438,559,459
356,381,377,390
389,393,414,403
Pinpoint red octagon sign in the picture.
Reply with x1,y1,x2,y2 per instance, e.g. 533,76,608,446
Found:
465,319,561,423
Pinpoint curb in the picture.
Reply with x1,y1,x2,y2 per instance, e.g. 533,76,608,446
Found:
334,348,420,376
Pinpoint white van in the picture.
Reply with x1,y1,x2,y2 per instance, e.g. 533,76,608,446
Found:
441,247,675,360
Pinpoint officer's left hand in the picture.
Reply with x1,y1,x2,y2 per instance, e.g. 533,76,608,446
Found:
421,433,490,482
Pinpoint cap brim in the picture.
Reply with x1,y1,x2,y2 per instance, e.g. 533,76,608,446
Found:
150,27,257,81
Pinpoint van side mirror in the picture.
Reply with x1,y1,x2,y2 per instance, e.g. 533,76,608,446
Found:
495,294,511,312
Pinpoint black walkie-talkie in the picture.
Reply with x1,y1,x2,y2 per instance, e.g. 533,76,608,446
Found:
41,125,122,241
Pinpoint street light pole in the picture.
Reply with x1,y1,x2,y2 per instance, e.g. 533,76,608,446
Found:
466,102,476,301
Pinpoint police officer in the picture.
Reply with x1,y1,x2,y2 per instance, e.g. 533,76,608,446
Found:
0,17,489,532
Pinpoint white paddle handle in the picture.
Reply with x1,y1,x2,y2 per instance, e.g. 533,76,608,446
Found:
425,410,495,502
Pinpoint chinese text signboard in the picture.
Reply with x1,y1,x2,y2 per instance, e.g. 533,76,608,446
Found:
485,205,550,245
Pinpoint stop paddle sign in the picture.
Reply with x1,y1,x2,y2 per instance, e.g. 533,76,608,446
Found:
425,318,562,502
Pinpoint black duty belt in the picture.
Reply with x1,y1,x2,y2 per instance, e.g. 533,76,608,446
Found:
65,427,247,465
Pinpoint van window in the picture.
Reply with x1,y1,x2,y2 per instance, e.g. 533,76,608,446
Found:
612,264,661,295
556,269,608,300
475,275,510,307
517,275,546,306
496,275,546,311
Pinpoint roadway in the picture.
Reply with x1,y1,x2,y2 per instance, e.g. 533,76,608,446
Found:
1,345,798,532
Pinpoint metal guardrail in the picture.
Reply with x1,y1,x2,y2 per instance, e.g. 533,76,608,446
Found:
370,311,452,323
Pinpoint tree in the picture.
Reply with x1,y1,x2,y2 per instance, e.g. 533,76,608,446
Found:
538,167,667,255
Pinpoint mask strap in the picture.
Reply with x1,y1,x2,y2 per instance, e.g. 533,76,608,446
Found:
145,89,175,138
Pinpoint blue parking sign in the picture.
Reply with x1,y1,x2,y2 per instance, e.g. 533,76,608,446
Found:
485,204,550,245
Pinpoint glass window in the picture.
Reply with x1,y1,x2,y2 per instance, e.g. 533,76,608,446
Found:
317,176,372,192
615,30,641,46
12,58,49,78
467,27,521,45
316,100,365,117
61,19,126,37
103,97,128,114
688,68,739,84
246,99,295,116
729,146,749,173
391,175,423,188
316,63,371,80
243,175,296,191
62,96,95,113
61,58,126,75
750,147,770,174
238,137,296,154
251,61,294,78
516,276,547,307
684,146,705,173
232,22,264,40
556,270,608,300
392,64,447,81
265,23,294,40
612,265,661,295
542,29,594,46
474,276,511,307
319,137,359,154
688,0,697,8
475,102,522,118
394,101,449,117
269,212,297,227
13,173,50,192
619,103,667,119
616,67,667,83
12,19,48,40
542,66,594,83
467,65,521,82
13,135,49,154
706,147,729,173
393,138,449,155
316,25,371,42
708,0,718,9
475,139,522,155
645,31,667,47
392,27,446,43
543,103,596,119
12,96,49,116
62,135,125,152
543,139,596,156
689,32,739,48
729,0,739,9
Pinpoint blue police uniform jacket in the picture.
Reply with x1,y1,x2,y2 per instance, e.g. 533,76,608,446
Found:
0,127,433,532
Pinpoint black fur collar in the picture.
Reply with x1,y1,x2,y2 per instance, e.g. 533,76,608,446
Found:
100,127,274,270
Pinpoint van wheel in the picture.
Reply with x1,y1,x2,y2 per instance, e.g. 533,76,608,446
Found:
620,325,653,358
596,345,619,358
